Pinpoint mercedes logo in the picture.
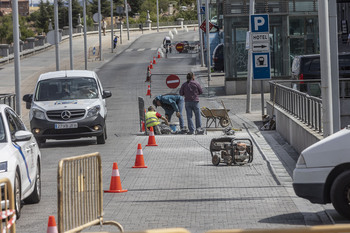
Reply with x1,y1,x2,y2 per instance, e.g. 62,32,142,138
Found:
61,110,71,120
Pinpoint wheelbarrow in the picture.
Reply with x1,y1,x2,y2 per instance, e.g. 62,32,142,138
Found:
209,137,253,166
201,100,232,128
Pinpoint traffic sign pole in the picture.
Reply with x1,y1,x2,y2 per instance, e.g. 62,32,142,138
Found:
246,0,254,114
197,0,205,67
205,0,211,97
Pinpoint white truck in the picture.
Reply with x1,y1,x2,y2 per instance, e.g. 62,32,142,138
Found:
293,126,350,219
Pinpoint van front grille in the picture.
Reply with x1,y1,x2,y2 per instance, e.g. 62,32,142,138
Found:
46,109,85,121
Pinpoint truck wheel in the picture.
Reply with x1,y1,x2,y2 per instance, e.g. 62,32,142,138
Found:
97,125,106,144
212,155,220,166
331,170,350,219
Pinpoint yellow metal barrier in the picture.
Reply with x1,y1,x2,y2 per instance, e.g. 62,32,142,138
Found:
57,152,123,233
206,224,350,233
0,177,16,233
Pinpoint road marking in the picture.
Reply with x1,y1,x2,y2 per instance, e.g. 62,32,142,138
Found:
137,48,145,51
125,49,133,52
150,48,157,50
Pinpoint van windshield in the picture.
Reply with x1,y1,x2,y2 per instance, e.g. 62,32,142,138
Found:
35,77,99,101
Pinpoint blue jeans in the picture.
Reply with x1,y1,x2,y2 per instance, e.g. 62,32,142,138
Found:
185,101,201,133
164,98,184,129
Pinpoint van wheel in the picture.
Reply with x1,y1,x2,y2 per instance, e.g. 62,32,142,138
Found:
35,137,46,147
97,126,106,144
331,170,350,219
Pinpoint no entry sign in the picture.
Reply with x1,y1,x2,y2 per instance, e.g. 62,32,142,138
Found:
176,43,184,52
166,75,180,89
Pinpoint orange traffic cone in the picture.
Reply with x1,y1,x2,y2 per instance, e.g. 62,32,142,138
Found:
153,57,157,64
104,162,128,193
146,85,151,96
146,126,158,146
47,216,58,233
133,144,148,168
150,61,153,69
158,52,161,59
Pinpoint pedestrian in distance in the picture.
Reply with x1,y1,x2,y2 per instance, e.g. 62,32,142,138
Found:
102,19,107,36
180,72,203,135
153,94,187,133
145,106,168,135
347,33,350,46
113,35,119,49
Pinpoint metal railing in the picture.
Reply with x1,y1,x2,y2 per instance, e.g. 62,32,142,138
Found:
0,94,16,111
0,178,17,233
269,81,323,134
57,152,123,233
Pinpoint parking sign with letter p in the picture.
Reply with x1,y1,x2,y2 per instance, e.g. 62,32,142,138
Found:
251,14,269,33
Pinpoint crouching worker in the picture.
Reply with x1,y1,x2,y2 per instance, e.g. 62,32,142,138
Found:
145,106,169,134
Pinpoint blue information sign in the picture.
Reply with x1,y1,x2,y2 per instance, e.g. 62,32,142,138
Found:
251,14,269,33
252,52,271,80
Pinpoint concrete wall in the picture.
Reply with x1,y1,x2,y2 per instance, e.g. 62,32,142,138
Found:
266,100,323,154
225,79,270,95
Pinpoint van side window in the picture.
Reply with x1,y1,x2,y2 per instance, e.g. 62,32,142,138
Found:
339,55,350,71
309,59,320,72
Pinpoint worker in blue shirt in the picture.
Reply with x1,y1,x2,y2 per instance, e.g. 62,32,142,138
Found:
153,94,186,132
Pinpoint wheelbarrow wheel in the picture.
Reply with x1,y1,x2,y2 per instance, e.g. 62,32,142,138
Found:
219,117,230,127
212,155,220,166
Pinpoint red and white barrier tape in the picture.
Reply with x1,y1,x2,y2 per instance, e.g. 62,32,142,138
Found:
3,214,16,233
0,210,15,220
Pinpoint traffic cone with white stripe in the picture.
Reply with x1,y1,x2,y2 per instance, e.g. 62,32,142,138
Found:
104,162,128,193
47,216,58,233
153,57,157,64
158,52,161,58
133,144,147,168
146,85,151,96
150,61,153,69
146,126,158,146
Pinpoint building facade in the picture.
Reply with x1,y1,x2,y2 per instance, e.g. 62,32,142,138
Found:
0,0,29,16
212,0,350,94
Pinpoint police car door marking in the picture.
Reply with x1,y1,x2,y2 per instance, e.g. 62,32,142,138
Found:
12,143,32,184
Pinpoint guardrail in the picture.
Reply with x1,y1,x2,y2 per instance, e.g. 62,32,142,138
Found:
0,177,17,233
57,152,123,233
0,94,16,111
269,81,323,134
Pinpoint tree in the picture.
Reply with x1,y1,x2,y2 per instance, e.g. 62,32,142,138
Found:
89,0,111,18
72,0,83,26
35,0,53,33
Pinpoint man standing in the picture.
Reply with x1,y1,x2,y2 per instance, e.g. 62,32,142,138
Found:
153,94,186,133
145,106,168,135
102,19,107,36
180,72,203,135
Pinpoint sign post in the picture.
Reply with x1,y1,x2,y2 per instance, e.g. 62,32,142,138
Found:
250,14,270,116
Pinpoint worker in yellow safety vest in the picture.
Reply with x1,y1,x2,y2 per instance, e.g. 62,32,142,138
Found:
145,106,168,134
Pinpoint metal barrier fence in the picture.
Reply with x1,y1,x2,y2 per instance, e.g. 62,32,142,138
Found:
0,178,17,233
57,152,123,233
269,81,323,134
0,94,16,111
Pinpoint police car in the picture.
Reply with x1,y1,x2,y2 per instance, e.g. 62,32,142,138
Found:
0,104,41,219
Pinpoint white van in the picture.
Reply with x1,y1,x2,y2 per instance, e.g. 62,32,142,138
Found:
293,127,350,219
23,70,111,146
